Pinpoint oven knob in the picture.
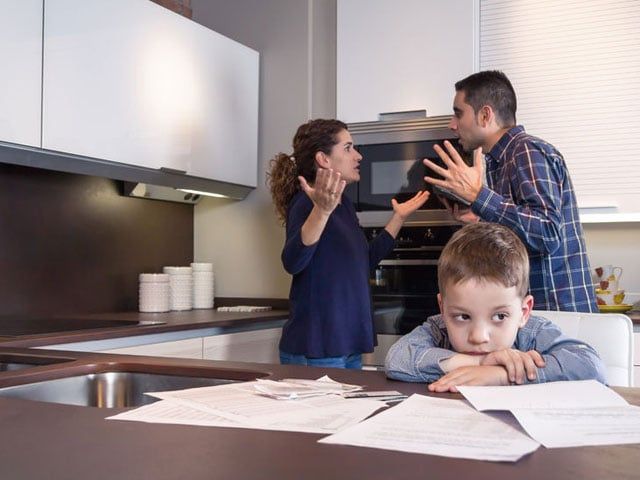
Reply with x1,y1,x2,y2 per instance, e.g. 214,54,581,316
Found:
424,228,435,242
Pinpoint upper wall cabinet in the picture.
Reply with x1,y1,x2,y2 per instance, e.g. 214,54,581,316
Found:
337,0,477,123
42,0,259,187
0,0,43,147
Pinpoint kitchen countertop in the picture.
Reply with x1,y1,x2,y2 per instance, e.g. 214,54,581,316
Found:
1,306,636,350
0,308,289,348
0,348,638,479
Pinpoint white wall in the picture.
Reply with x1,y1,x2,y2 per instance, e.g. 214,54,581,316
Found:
191,0,336,299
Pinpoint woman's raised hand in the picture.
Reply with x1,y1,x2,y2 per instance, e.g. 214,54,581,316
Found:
298,168,346,215
391,190,430,220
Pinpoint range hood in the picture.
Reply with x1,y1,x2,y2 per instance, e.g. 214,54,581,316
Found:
0,141,254,203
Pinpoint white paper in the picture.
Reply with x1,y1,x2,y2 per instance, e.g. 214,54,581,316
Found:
457,380,640,449
251,400,384,434
107,395,383,435
457,380,628,411
149,382,360,423
108,379,384,435
319,394,540,462
281,375,362,391
106,400,242,428
252,376,362,399
512,405,640,448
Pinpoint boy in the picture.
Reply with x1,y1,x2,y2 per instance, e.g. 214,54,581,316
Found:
384,223,607,392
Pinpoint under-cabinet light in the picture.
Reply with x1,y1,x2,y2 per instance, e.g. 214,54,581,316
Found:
177,188,230,199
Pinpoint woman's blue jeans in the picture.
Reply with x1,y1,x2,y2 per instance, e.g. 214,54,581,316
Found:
279,351,362,369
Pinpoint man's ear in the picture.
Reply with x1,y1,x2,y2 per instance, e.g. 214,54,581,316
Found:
437,293,443,314
478,105,494,128
315,151,331,169
519,294,534,328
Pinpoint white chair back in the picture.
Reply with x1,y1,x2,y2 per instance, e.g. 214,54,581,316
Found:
531,310,634,387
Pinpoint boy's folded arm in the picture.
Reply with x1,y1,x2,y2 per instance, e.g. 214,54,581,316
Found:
439,353,483,373
385,344,456,383
525,321,608,384
535,343,608,384
384,324,458,383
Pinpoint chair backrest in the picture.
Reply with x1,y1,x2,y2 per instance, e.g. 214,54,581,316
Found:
531,310,634,387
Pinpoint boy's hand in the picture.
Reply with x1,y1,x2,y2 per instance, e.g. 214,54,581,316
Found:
480,349,545,384
428,366,508,393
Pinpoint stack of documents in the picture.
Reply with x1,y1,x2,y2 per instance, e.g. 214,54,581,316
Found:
107,376,385,435
457,380,640,448
252,376,362,399
319,394,540,462
320,380,640,462
109,377,640,463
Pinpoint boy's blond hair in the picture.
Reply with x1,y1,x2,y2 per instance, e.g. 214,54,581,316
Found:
438,223,530,298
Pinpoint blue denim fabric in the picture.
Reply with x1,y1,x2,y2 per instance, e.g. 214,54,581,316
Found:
279,351,362,370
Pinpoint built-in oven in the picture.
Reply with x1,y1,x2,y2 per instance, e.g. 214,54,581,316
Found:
347,114,464,368
362,225,460,368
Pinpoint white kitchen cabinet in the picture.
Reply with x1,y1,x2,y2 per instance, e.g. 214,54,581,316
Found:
101,337,203,359
0,0,42,147
203,328,282,364
42,0,259,186
337,0,478,123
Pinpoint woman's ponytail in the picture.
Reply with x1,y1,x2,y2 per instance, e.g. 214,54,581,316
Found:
267,153,299,224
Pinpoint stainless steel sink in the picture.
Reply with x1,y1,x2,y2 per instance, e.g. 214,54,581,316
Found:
0,369,264,408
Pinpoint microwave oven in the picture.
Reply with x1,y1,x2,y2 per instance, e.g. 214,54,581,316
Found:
345,115,469,226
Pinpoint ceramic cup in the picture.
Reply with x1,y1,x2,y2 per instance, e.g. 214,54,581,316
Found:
596,289,626,306
595,265,623,282
595,265,623,291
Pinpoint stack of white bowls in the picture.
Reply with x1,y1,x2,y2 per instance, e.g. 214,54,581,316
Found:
138,273,170,313
163,266,193,311
191,262,215,309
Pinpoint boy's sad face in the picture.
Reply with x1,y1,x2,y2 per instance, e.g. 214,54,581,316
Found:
438,278,534,355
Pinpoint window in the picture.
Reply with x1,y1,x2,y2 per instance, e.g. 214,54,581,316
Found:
480,0,640,221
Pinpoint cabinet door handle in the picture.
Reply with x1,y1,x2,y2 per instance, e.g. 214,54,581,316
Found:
160,167,187,175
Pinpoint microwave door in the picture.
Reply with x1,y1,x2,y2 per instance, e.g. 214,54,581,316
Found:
355,140,444,211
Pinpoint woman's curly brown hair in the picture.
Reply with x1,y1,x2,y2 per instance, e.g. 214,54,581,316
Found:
266,119,348,224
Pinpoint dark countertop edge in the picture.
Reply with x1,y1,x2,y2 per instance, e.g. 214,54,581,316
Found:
0,347,399,392
0,310,289,348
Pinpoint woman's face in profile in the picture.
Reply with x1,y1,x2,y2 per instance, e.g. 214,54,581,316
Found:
324,129,363,185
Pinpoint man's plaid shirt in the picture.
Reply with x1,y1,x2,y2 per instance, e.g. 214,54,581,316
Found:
472,126,597,312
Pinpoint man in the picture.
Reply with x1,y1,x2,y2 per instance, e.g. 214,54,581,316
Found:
424,70,596,313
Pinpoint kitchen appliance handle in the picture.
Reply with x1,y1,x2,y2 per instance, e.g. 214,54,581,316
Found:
379,259,439,266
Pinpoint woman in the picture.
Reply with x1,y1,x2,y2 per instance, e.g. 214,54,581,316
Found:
268,119,429,369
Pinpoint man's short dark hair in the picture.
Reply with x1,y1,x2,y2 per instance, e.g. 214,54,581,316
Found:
455,70,517,127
